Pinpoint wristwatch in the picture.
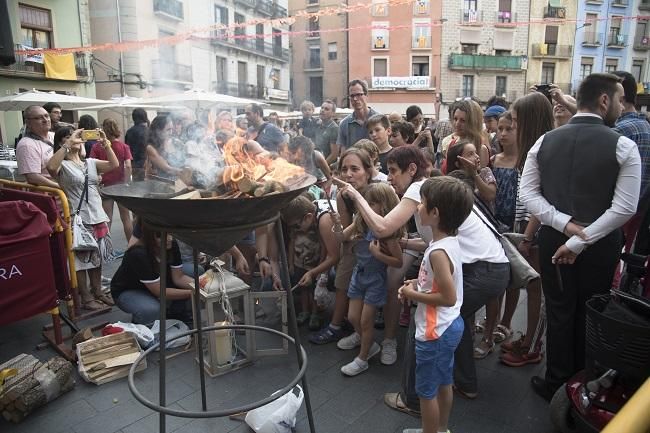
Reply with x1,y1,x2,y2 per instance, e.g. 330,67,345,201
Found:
258,256,271,264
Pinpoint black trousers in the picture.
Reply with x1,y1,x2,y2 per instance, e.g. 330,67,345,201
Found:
537,225,622,388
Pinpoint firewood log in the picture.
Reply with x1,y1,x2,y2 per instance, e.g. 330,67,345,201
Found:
236,177,262,194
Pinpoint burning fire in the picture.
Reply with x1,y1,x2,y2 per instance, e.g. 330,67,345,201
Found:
221,137,305,196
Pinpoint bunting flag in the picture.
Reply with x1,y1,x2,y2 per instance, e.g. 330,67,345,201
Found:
44,53,77,81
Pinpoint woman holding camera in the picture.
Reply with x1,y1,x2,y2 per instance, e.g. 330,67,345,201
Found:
47,127,119,310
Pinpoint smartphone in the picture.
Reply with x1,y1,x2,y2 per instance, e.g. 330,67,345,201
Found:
81,130,100,141
536,84,553,102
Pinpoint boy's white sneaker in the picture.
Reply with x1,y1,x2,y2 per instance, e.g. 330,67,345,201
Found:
337,332,361,350
341,357,368,376
381,338,398,365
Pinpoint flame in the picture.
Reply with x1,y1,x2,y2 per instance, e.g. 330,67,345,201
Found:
221,136,305,190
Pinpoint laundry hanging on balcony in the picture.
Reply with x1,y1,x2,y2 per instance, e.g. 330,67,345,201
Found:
44,53,77,81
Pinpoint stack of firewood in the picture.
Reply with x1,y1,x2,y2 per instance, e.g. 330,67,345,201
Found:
0,354,75,423
77,332,145,385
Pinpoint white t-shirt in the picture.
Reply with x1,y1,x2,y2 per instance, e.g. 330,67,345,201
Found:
415,236,463,342
372,171,388,183
402,179,433,244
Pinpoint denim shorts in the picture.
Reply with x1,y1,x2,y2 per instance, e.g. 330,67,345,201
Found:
415,316,464,399
347,266,387,307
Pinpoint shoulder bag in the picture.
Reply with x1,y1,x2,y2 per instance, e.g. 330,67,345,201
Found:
472,207,539,290
71,163,99,253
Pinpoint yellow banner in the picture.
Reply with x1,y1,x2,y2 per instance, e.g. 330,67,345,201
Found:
44,53,77,81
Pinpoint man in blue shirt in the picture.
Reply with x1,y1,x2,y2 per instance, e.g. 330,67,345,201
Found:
613,71,650,197
337,79,380,151
245,103,286,153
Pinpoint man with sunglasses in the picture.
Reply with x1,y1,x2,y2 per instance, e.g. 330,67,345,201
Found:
337,79,381,153
16,105,59,188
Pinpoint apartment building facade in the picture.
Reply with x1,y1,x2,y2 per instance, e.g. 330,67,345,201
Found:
630,0,650,90
289,0,348,109
571,0,634,92
0,0,96,144
439,0,529,105
90,0,291,111
348,0,443,115
526,0,577,94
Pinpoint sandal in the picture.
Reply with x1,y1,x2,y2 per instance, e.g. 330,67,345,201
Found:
474,316,486,333
82,300,105,311
383,392,421,417
493,324,512,344
473,339,495,359
96,294,115,306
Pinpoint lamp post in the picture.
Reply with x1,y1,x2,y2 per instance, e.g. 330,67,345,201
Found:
570,21,592,95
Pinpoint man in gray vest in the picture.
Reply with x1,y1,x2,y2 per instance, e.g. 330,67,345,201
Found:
520,73,641,401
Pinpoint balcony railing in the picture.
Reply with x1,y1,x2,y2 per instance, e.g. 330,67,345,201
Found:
153,0,183,20
544,6,567,19
607,32,628,47
611,0,629,7
0,44,89,80
255,0,288,17
495,11,517,25
234,0,256,8
303,57,323,70
448,54,523,71
214,81,266,99
530,43,572,58
460,9,483,24
634,34,650,50
582,32,603,46
151,59,192,83
211,31,290,61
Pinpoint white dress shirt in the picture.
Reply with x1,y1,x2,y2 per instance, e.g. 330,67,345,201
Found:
520,113,642,255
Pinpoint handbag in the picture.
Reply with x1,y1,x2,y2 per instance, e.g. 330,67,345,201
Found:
71,163,99,253
245,386,304,433
473,208,539,290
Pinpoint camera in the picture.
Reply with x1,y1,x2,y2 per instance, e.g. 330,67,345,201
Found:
81,130,100,141
536,84,553,102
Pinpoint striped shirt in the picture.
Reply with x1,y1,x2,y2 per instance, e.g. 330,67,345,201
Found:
614,112,650,197
414,237,463,342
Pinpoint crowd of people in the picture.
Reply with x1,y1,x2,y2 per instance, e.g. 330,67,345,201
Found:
12,71,648,433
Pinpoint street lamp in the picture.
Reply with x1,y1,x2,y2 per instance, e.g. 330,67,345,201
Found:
571,21,592,94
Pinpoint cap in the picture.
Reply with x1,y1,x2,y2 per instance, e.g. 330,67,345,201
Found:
484,105,506,118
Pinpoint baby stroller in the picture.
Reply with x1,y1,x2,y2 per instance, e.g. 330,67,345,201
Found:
549,192,650,433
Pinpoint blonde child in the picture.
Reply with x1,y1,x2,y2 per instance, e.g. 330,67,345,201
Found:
338,183,403,376
399,176,474,433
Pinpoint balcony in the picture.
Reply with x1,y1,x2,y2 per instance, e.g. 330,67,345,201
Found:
582,32,603,47
234,0,256,8
256,0,288,17
544,6,566,19
641,0,650,10
211,31,290,62
607,32,628,47
303,57,323,71
151,59,192,84
448,54,523,71
530,43,573,59
495,11,517,27
0,45,89,81
212,81,289,101
634,34,650,50
611,0,629,7
267,88,289,101
153,0,183,21
460,9,483,25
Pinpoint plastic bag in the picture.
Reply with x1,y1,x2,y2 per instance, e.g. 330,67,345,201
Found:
192,266,248,295
245,386,304,433
72,214,98,252
111,322,155,348
314,273,335,312
151,320,191,350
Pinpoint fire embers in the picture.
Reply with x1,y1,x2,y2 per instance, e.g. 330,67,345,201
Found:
221,137,306,198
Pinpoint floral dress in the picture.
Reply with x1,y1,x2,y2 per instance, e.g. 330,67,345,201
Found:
492,165,519,231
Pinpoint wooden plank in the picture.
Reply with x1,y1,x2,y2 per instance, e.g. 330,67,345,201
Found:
78,332,133,355
87,352,140,372
80,344,137,364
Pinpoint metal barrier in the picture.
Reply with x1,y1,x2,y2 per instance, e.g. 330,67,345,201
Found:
602,378,650,433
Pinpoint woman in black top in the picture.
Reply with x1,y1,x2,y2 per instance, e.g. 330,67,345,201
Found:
110,220,193,325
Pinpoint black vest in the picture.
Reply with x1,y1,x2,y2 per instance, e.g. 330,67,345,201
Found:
537,116,620,225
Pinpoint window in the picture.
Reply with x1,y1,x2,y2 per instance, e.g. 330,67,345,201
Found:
605,58,618,73
498,0,511,12
498,0,512,22
309,77,323,106
328,42,337,60
542,62,556,83
461,44,478,54
273,29,282,57
545,25,559,55
464,0,477,9
462,75,474,97
495,49,511,56
371,22,389,49
308,17,319,38
412,19,431,48
463,0,478,23
413,0,430,15
371,0,388,16
309,47,321,68
216,56,227,84
412,56,429,76
234,13,245,46
256,24,264,51
496,76,507,97
271,68,280,89
214,5,228,39
632,60,644,82
609,16,623,45
580,57,593,80
19,4,52,49
373,58,388,76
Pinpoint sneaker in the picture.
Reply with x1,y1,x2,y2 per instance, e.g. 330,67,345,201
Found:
341,357,368,376
500,333,525,353
309,325,345,345
500,347,543,367
367,341,381,360
337,332,361,350
374,309,385,329
381,338,397,365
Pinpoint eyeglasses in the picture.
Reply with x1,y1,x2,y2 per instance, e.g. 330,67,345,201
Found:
26,115,50,121
349,93,366,99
